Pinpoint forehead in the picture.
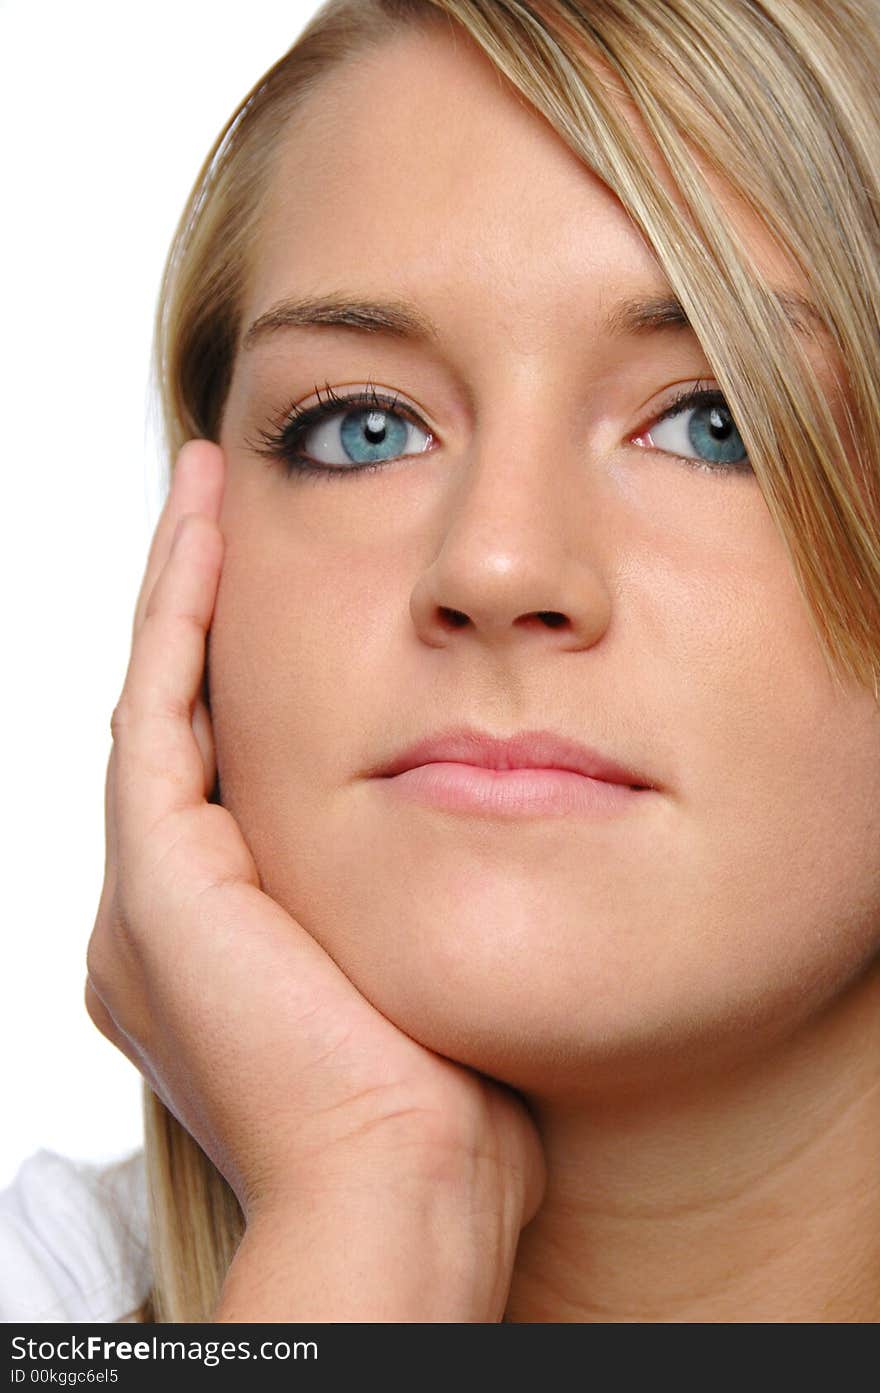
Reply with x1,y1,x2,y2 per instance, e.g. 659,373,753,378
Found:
246,26,664,325
243,23,805,351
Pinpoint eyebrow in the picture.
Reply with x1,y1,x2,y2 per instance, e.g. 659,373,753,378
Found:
242,295,439,348
241,287,825,350
605,288,825,338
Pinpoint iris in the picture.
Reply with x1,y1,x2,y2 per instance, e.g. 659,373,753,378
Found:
340,408,409,464
688,402,747,466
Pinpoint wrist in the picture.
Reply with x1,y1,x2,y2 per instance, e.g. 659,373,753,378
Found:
213,1180,522,1322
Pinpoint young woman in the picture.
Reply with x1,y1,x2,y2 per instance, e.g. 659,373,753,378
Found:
79,0,880,1322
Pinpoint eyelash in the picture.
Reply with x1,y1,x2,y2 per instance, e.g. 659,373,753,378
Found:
247,379,748,480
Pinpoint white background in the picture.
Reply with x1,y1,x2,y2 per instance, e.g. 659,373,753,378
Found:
0,0,324,1188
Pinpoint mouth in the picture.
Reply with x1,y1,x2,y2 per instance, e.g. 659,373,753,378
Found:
372,726,658,819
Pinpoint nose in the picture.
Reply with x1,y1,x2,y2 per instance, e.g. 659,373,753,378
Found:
409,412,613,652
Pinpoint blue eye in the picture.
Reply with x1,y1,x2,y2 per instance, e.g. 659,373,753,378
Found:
251,383,434,477
297,400,431,468
643,388,750,472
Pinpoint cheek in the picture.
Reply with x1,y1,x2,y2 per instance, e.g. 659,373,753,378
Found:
208,522,388,824
643,548,880,1037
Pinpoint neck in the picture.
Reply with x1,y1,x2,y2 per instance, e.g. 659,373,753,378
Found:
505,966,880,1322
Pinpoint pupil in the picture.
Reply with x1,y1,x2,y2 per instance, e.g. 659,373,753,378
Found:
364,410,386,443
709,406,731,439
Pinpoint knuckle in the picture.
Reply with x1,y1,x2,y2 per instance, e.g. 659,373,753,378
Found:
155,693,196,724
84,976,107,1030
112,685,194,733
88,894,136,981
141,602,198,634
85,931,112,996
110,698,131,741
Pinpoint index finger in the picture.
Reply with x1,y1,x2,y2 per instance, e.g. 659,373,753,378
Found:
113,509,224,834
132,439,225,637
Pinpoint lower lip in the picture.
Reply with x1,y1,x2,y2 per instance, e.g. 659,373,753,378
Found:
379,762,652,817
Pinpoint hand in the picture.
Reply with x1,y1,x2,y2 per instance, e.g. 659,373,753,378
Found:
85,439,545,1320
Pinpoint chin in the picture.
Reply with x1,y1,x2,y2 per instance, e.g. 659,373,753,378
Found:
260,854,743,1099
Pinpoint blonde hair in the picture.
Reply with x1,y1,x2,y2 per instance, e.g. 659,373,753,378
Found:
138,0,880,1322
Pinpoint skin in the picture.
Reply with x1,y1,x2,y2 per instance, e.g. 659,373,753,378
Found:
99,24,880,1320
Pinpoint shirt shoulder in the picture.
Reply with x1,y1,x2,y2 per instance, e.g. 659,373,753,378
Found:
0,1148,152,1323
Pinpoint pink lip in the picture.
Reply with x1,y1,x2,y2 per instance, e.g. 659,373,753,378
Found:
373,727,658,818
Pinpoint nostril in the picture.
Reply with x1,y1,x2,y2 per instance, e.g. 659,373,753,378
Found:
436,608,569,631
439,606,470,628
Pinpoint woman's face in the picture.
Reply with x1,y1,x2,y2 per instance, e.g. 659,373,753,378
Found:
212,25,880,1095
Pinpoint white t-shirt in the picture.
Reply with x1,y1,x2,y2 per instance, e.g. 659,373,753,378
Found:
0,1149,152,1323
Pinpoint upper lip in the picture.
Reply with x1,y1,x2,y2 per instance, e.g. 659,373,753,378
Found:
375,726,657,789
